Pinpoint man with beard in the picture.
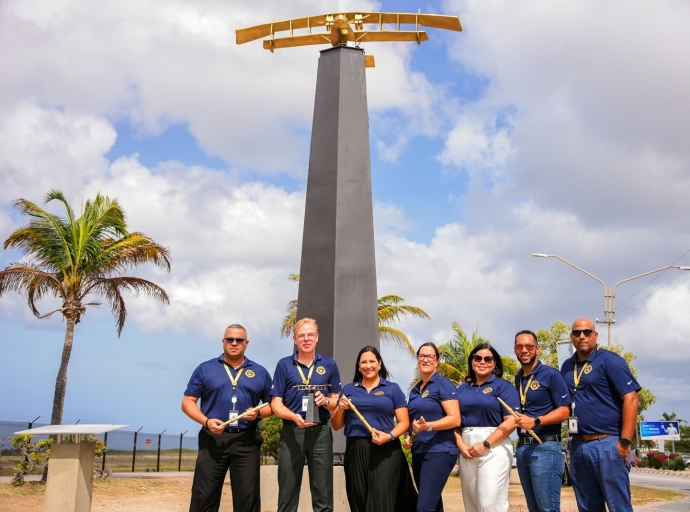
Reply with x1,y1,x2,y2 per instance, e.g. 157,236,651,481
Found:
513,330,570,512
560,318,640,512
183,323,273,512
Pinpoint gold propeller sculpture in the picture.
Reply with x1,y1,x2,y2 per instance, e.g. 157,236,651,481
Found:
236,12,462,67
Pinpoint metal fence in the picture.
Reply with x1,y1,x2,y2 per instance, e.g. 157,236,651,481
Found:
0,420,198,476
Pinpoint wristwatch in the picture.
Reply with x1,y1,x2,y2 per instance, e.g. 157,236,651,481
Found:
534,417,541,426
483,440,491,450
389,431,395,441
428,422,433,431
619,437,632,448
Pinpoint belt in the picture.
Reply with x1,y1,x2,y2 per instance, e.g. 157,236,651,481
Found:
284,419,329,427
224,424,256,434
519,435,560,445
572,433,611,442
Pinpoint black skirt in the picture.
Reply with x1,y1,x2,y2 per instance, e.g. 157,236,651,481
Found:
344,436,418,512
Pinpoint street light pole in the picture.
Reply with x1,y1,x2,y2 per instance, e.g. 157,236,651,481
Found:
532,253,690,346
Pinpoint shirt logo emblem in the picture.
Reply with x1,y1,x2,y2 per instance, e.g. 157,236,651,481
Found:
245,370,255,378
316,366,327,375
584,365,593,374
529,380,540,391
422,390,430,398
483,387,493,394
374,391,385,396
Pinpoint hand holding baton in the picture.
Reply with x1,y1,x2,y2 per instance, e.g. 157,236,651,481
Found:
219,403,269,428
344,397,379,438
496,397,541,443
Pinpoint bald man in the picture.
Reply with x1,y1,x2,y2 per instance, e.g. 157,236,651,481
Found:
560,318,640,512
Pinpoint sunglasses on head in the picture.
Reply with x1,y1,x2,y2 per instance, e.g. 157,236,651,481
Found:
472,354,495,364
223,337,246,344
571,329,594,338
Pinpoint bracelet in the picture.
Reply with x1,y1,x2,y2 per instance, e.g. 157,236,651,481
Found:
389,431,395,441
428,422,433,431
205,418,209,428
326,398,330,407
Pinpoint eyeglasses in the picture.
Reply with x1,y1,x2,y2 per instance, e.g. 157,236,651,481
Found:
223,337,246,345
515,344,537,352
417,354,437,361
571,329,595,338
296,333,317,340
472,355,495,364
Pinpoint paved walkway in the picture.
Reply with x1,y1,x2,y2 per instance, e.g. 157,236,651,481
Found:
638,497,690,511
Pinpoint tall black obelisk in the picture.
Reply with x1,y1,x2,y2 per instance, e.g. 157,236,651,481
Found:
296,45,379,455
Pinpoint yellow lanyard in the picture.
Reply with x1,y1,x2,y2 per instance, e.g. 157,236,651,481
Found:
223,363,244,391
572,362,590,391
296,361,315,386
519,374,535,407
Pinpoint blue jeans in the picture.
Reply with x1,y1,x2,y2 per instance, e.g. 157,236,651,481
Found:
516,440,564,512
570,436,633,512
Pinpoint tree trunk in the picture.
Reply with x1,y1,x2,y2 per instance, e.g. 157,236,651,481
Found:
50,316,76,426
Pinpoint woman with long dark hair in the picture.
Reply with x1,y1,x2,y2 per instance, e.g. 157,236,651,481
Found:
331,345,417,512
455,343,520,512
403,342,461,512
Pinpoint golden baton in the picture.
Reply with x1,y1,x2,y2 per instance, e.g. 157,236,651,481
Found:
219,403,270,428
496,397,541,443
344,397,379,438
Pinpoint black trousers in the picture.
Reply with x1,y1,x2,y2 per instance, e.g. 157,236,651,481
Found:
344,436,418,512
189,427,262,512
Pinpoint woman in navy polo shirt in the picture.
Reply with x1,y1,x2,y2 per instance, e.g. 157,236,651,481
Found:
331,345,417,512
403,342,461,512
455,343,520,512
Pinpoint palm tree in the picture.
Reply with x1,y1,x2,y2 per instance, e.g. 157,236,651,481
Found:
280,274,430,355
0,190,171,426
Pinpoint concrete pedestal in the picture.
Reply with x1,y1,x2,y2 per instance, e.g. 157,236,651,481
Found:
259,465,349,512
44,442,96,512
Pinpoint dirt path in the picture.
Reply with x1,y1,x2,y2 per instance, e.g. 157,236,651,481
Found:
0,471,685,511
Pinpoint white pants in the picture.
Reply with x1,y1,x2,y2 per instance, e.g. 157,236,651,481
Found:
459,426,512,512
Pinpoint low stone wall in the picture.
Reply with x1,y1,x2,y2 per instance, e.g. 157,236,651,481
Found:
632,467,690,479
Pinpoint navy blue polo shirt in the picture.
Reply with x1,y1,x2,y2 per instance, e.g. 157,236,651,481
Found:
271,352,342,422
340,378,407,437
560,345,640,435
407,373,459,455
514,361,570,438
184,355,272,429
457,374,521,427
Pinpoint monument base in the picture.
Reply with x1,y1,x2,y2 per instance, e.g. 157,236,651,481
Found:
259,465,349,512
44,441,96,512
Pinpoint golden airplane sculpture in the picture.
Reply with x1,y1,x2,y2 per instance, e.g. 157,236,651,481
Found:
236,12,462,67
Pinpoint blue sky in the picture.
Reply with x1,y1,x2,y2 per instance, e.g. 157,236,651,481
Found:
2,0,690,434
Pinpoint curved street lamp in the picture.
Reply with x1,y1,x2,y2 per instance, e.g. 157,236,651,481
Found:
532,253,690,346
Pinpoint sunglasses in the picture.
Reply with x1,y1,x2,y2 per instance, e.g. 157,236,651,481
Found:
515,344,537,352
571,329,595,338
223,337,246,345
472,354,495,364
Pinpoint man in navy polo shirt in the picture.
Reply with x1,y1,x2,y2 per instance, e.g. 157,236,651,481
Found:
560,318,640,512
182,323,272,512
271,318,341,512
513,330,570,512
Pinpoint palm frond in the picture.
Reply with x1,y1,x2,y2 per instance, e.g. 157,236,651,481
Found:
0,265,62,317
378,326,415,355
87,276,169,335
280,299,298,338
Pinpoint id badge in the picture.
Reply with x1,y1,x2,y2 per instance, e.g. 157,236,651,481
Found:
302,395,309,412
228,410,239,427
568,416,579,434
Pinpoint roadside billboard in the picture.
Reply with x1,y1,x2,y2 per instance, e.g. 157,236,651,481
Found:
640,421,681,441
